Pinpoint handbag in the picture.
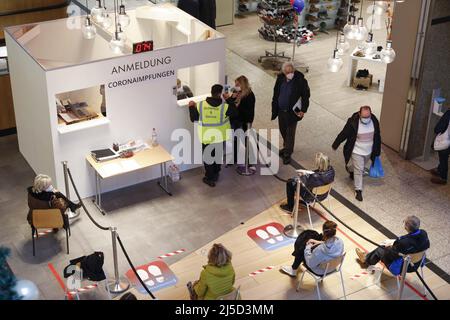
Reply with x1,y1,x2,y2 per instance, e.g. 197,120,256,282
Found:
369,156,385,178
433,125,450,151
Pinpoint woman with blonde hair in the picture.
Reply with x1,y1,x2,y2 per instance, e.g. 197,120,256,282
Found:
187,243,235,300
279,152,335,213
231,75,256,165
27,174,80,227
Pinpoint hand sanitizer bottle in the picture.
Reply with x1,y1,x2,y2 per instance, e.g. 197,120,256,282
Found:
152,128,158,147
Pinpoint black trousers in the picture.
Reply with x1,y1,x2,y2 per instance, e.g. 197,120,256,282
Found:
202,143,222,181
278,111,298,157
291,230,322,270
437,147,450,181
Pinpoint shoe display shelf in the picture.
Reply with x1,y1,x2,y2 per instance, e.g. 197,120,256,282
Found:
303,0,340,34
257,0,295,64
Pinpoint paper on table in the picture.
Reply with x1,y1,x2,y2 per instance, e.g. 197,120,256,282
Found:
380,239,396,247
121,159,140,171
99,163,122,176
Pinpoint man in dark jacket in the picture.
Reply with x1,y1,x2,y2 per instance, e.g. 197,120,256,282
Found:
430,109,450,185
356,216,430,276
332,106,381,202
178,0,200,19
198,0,216,29
189,84,237,187
271,62,310,165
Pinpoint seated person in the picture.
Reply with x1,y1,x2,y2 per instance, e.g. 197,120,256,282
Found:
356,215,430,275
176,79,194,100
187,243,235,300
281,221,344,277
304,221,344,275
280,152,335,212
27,174,81,228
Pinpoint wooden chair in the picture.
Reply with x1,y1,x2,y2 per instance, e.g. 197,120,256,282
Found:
217,286,241,300
305,183,333,229
31,209,70,256
297,252,347,300
376,250,427,296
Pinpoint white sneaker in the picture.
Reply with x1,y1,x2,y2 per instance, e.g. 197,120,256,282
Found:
280,266,297,277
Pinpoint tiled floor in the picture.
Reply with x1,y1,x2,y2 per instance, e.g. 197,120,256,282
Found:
220,14,450,273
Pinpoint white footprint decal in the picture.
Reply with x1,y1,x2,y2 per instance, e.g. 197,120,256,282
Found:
148,265,165,283
266,226,284,242
137,269,154,287
256,229,276,244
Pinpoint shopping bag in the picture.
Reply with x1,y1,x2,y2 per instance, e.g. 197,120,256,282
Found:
369,156,384,178
433,125,450,151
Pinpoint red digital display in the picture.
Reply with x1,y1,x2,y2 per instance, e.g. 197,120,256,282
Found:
133,41,154,54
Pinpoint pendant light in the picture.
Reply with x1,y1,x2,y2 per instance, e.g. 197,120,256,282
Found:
101,0,113,29
91,0,105,23
81,0,97,39
362,1,377,55
110,0,125,54
343,5,357,40
328,31,344,72
380,0,397,63
354,0,368,41
118,0,131,28
337,31,350,56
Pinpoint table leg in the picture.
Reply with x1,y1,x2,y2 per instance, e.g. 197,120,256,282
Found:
347,58,358,87
93,172,106,215
157,162,172,196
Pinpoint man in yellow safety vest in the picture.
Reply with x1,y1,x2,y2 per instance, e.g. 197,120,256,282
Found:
189,84,238,187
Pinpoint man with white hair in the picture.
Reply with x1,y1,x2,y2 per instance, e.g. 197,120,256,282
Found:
271,61,310,165
355,216,430,276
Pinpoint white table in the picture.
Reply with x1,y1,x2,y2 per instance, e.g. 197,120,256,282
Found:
347,47,387,87
86,144,174,215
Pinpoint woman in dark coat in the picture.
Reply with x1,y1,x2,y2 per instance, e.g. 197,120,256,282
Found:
198,0,216,29
177,0,200,19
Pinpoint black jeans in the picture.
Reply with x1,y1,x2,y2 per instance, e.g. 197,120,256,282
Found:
202,143,222,181
437,148,450,181
278,111,298,157
291,230,322,270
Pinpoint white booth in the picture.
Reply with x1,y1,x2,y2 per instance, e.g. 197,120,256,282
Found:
5,3,226,199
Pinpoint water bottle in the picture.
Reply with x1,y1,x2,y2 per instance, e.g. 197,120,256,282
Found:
151,128,158,147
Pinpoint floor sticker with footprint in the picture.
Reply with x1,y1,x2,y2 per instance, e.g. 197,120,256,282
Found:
247,222,295,251
125,260,178,294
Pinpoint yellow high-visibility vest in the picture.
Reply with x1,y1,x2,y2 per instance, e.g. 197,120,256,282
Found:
196,100,231,144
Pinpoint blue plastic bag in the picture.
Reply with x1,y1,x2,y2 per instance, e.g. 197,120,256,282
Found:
369,156,384,178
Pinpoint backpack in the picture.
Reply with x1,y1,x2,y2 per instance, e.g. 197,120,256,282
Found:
64,251,106,281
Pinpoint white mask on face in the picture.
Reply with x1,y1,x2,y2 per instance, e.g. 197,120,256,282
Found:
286,73,294,80
234,86,241,92
45,185,54,192
360,117,372,125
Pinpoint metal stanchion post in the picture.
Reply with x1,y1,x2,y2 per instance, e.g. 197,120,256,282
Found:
284,176,303,238
237,123,256,176
107,227,130,294
397,255,411,300
62,161,80,220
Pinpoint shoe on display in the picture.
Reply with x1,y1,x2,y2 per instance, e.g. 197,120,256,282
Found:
309,0,320,4
305,14,319,22
202,177,216,187
350,5,359,13
307,24,319,32
280,203,293,213
309,4,320,13
430,177,447,185
355,190,363,202
280,266,297,277
430,168,441,177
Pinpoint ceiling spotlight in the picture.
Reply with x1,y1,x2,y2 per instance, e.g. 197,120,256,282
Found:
118,3,131,28
343,15,357,40
337,32,350,56
354,17,368,41
362,32,377,55
110,32,125,54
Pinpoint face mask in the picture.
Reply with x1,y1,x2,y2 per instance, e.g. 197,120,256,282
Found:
286,73,294,80
177,86,184,93
234,86,241,92
360,117,371,125
45,185,54,192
